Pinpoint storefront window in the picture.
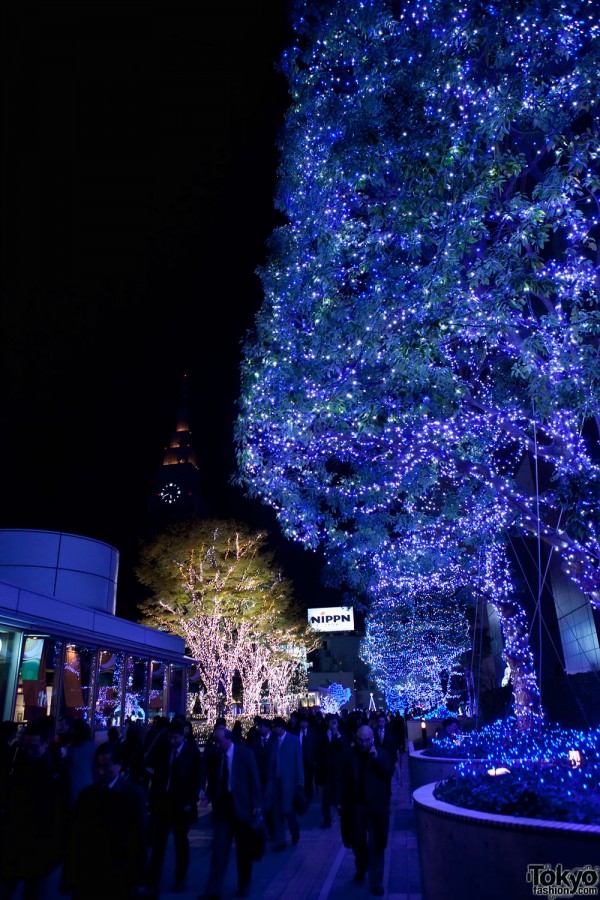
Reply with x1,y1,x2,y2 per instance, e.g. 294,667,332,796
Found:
0,629,21,721
94,649,125,735
124,655,148,724
149,659,167,720
170,664,186,718
14,636,63,724
60,644,97,723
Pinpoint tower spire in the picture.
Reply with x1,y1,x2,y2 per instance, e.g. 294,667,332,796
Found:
150,373,207,520
162,374,197,469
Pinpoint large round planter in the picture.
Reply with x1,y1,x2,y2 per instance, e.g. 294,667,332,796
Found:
408,747,470,792
413,782,600,900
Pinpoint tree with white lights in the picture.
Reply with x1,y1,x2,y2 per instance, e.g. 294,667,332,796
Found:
136,520,314,721
236,0,600,730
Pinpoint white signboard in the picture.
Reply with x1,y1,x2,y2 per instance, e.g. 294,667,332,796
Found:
308,606,355,632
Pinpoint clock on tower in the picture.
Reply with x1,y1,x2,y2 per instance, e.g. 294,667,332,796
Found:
149,375,208,523
159,481,182,504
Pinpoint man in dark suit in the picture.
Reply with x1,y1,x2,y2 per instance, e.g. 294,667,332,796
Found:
391,711,406,753
315,713,346,828
147,718,202,894
340,725,395,897
62,740,148,900
297,713,319,803
269,716,304,851
247,717,276,838
374,712,399,762
1,718,70,900
201,725,263,900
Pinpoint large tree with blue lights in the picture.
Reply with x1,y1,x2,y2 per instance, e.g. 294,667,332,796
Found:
361,585,471,714
235,0,600,729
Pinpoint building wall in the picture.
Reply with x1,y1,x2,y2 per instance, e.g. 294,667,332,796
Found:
550,558,600,674
0,529,118,615
0,530,189,734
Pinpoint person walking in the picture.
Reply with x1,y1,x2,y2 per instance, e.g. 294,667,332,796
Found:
391,711,406,754
269,716,304,851
121,718,146,785
247,717,276,839
315,713,346,828
142,715,169,789
374,712,399,761
244,715,262,746
230,720,244,745
147,718,202,895
62,740,148,900
0,718,70,900
340,725,394,897
64,718,95,808
0,721,18,865
200,725,262,900
297,713,319,804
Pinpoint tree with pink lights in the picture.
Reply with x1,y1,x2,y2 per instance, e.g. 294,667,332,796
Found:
136,520,314,722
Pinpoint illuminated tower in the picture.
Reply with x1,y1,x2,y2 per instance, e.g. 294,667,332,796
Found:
150,375,207,522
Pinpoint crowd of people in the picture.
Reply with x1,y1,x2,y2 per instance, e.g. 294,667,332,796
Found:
0,706,407,900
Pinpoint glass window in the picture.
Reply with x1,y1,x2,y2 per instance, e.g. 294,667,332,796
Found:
60,644,97,724
94,649,125,736
149,659,167,720
0,629,21,721
124,656,148,725
15,636,63,724
169,664,186,718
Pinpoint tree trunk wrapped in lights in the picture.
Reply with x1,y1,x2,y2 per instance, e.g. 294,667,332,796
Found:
480,542,543,731
235,0,600,731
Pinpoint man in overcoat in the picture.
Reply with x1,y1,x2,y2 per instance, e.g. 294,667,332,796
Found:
1,718,70,900
201,725,262,900
315,713,347,828
373,712,400,762
297,713,319,803
147,718,202,894
269,716,304,851
340,725,394,897
247,717,276,838
62,740,148,900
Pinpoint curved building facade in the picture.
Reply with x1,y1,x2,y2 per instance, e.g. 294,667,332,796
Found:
0,529,190,737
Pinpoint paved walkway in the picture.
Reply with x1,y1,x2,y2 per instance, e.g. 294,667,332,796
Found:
45,753,422,900
155,751,421,900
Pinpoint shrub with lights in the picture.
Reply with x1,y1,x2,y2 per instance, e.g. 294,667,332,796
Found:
320,681,352,714
432,716,600,823
235,0,600,742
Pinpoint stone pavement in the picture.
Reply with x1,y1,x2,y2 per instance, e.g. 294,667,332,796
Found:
153,750,422,900
45,753,422,900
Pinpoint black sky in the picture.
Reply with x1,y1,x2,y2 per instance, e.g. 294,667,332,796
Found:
0,1,334,615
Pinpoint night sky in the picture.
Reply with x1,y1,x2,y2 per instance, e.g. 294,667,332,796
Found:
0,1,333,616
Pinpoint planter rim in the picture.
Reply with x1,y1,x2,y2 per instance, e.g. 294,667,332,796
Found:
413,781,600,835
409,747,471,764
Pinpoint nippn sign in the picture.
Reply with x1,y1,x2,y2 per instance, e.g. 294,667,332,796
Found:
308,606,355,632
